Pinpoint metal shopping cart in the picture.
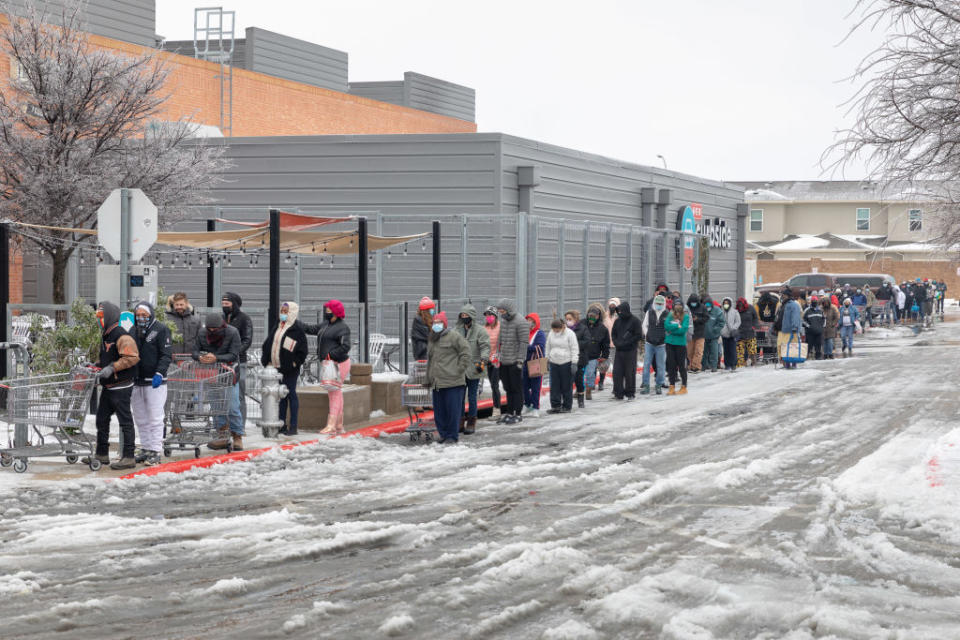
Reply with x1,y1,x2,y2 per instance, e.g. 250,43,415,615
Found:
402,360,436,443
0,367,99,473
755,321,778,364
163,359,237,458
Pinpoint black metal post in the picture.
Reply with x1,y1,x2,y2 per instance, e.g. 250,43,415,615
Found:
401,300,409,373
358,216,369,363
0,223,8,380
268,209,280,331
432,220,441,308
206,219,216,308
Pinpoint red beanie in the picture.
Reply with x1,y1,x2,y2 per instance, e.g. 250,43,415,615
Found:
418,296,436,311
326,299,346,319
434,311,448,326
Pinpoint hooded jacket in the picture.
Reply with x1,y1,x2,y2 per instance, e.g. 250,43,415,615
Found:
720,297,741,338
165,296,202,355
261,302,309,377
456,304,491,380
688,294,708,339
193,313,242,366
411,313,431,361
611,301,643,352
525,313,547,362
132,301,172,386
755,292,780,324
736,297,758,340
604,297,621,347
642,306,668,346
496,298,529,366
822,301,840,339
221,292,253,364
426,325,470,390
581,304,611,361
483,306,501,366
98,301,140,389
703,298,725,340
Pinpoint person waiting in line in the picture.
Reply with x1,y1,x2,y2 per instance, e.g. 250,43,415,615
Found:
802,296,825,360
611,300,643,399
482,306,502,414
545,317,579,413
735,297,758,367
687,293,707,373
411,297,435,362
581,303,610,401
640,295,668,395
664,297,690,395
565,309,590,409
495,298,529,425
702,296,725,373
522,313,547,418
165,292,201,355
839,298,860,357
599,297,620,391
194,312,243,450
426,312,470,444
303,300,351,434
719,297,741,372
776,287,803,370
221,292,254,428
131,301,171,467
822,297,840,359
261,302,308,437
456,304,490,435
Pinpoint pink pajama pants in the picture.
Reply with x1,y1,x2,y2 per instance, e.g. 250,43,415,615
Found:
327,359,352,420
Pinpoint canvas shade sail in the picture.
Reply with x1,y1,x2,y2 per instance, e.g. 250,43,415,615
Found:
153,229,430,255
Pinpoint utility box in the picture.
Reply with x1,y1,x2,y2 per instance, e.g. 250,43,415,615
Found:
96,264,159,308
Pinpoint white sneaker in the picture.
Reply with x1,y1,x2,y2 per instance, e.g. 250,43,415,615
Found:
529,408,540,418
524,405,534,415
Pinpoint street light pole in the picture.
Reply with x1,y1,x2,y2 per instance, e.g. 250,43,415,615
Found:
656,154,667,170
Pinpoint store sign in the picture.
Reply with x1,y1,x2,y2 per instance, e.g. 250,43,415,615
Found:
701,216,732,250
675,204,701,271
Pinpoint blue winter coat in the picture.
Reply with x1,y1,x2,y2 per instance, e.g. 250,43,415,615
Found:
851,293,867,306
781,299,803,334
526,330,546,361
838,304,860,328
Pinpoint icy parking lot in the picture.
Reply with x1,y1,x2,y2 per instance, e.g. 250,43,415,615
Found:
2,323,960,638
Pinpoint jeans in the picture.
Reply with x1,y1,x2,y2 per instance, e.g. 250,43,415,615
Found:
500,363,524,416
433,386,466,441
216,381,245,435
487,365,501,408
465,377,480,418
574,364,585,394
278,372,299,432
703,338,720,370
840,325,855,351
612,348,637,398
665,344,687,387
96,386,134,458
641,343,666,389
522,366,542,409
549,362,574,410
237,363,247,429
584,359,599,389
824,337,835,358
721,336,737,370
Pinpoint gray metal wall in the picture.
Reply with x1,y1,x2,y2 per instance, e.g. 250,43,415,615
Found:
403,72,475,123
244,27,348,93
347,81,404,106
5,0,157,47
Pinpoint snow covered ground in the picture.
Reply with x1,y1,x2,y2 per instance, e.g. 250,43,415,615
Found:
1,320,960,638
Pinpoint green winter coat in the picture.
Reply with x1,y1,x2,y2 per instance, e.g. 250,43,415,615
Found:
426,328,470,390
456,303,491,380
705,305,725,340
665,312,690,346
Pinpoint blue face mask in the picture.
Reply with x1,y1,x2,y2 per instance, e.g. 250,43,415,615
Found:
279,314,288,322
432,323,444,333
429,308,436,317
689,302,697,308
136,317,150,328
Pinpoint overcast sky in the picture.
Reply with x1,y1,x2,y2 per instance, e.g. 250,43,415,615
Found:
157,0,884,183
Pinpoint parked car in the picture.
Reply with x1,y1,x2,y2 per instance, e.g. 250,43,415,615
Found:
755,272,895,300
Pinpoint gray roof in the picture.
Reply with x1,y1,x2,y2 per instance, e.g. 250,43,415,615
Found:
731,180,942,203
748,232,941,253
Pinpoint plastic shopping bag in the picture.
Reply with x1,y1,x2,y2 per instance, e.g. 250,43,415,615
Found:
319,358,342,391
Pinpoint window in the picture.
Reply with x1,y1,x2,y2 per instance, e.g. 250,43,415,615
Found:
750,209,763,232
787,275,808,287
909,209,922,232
808,275,830,287
856,208,870,231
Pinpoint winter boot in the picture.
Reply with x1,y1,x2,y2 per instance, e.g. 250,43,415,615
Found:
678,386,688,395
459,416,466,433
110,456,136,470
232,433,244,451
577,393,585,409
667,385,676,396
585,388,592,400
81,454,111,466
207,428,230,450
655,385,663,395
547,407,563,414
143,451,162,467
640,385,650,395
464,417,477,435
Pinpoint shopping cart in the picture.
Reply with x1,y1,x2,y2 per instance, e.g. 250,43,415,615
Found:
755,321,778,364
163,360,237,458
0,367,99,473
402,360,436,442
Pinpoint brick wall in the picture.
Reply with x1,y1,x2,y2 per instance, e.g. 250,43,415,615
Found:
756,258,960,292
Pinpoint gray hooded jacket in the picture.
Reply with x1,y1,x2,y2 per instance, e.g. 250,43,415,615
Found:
456,304,491,380
496,298,529,366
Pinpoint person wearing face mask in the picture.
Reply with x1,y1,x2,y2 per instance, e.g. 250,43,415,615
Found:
221,293,254,428
687,293,707,373
495,298,528,424
565,310,589,409
304,300,351,434
640,295,668,395
426,312,470,444
87,301,141,470
194,312,243,449
482,306,502,413
599,297,621,392
838,298,860,357
776,287,804,369
702,296,725,373
821,298,839,359
611,300,643,399
802,296,825,360
411,297,435,361
736,297,758,367
130,301,171,467
261,302,308,436
456,304,490,434
664,298,690,395
545,317,580,413
875,280,894,325
523,313,547,418
581,303,610,401
719,297,741,372
164,292,201,355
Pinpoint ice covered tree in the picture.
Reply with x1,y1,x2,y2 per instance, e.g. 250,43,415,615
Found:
827,0,960,246
0,0,226,303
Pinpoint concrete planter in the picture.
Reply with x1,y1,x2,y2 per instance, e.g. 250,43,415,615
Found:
296,384,371,430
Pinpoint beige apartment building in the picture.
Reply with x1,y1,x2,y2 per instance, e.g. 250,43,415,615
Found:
734,181,960,291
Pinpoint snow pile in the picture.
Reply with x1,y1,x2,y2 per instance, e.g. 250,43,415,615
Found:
372,371,409,383
378,613,415,636
193,577,250,598
282,601,349,635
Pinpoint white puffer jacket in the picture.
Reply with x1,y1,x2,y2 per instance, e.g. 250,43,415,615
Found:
720,297,742,338
545,327,579,365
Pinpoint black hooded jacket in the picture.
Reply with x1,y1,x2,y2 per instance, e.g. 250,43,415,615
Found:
222,292,254,363
688,293,708,339
97,301,140,389
132,301,172,385
583,317,610,361
193,314,242,366
610,302,643,352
